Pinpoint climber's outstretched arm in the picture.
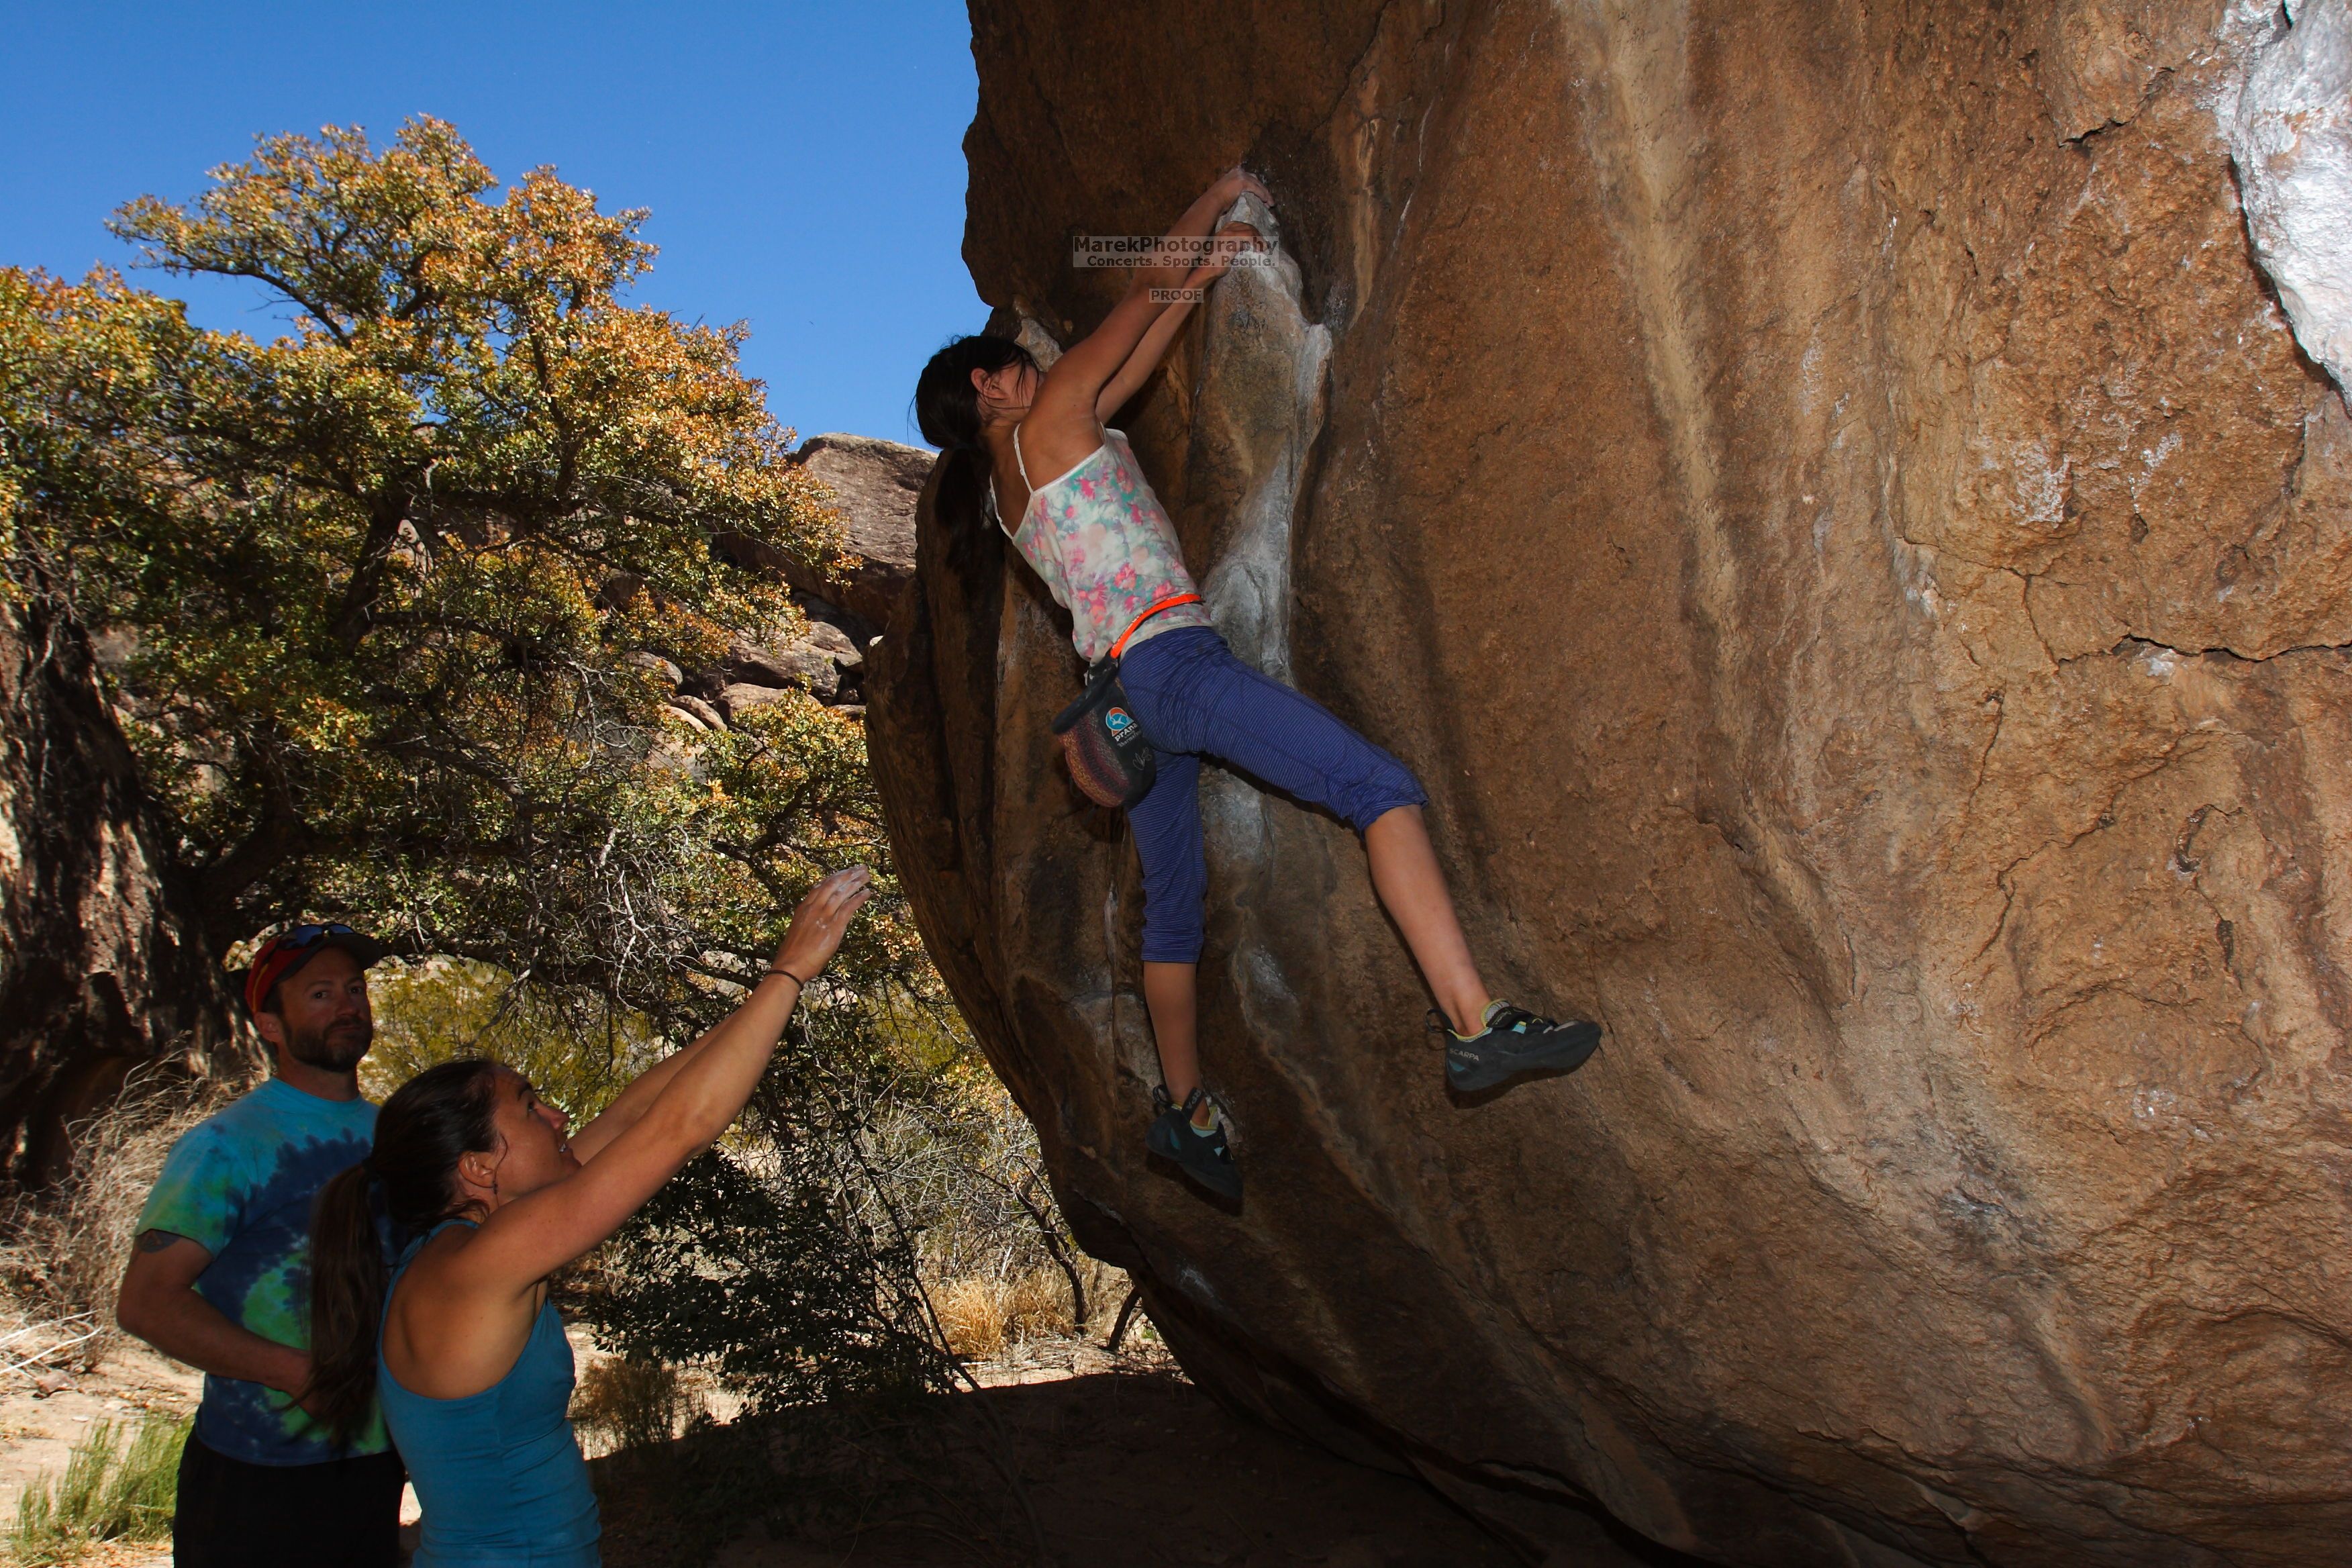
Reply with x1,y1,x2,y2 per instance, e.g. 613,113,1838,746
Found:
1097,293,1197,422
1095,214,1265,420
1035,166,1268,432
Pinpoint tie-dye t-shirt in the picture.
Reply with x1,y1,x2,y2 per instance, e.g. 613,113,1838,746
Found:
136,1077,387,1465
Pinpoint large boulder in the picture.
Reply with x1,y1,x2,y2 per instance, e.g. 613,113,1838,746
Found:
869,2,2352,1564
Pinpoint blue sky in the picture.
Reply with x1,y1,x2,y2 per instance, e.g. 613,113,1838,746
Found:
0,1,983,447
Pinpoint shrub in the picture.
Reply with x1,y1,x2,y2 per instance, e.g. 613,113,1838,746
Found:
364,957,662,1123
571,1355,703,1457
577,1133,940,1413
844,1029,1126,1345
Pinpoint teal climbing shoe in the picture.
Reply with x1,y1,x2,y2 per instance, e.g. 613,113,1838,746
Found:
1441,1003,1602,1093
1146,1085,1242,1201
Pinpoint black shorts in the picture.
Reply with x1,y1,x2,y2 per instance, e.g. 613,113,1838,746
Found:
173,1433,404,1568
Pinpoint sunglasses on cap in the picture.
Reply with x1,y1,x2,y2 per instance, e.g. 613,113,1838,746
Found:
275,922,362,948
242,922,389,1017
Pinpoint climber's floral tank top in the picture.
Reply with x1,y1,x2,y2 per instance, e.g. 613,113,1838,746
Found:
1000,426,1216,663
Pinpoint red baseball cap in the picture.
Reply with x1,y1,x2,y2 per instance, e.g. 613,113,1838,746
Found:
241,923,391,1017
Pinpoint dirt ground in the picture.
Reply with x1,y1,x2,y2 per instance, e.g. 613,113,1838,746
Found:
0,1332,1648,1567
597,1338,1659,1568
0,1336,193,1566
0,1340,193,1507
0,1332,419,1565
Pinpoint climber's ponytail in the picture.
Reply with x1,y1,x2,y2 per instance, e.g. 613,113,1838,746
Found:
305,1057,504,1447
913,334,1038,577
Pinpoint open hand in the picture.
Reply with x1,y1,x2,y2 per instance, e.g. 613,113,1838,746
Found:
771,866,875,983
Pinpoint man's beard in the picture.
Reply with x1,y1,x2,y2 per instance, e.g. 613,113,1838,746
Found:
287,1015,373,1072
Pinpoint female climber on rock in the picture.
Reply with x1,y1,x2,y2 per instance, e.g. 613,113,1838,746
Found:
912,166,1599,1202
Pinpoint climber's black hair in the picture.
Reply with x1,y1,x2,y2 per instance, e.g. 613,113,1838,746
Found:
913,334,1039,575
912,334,1036,453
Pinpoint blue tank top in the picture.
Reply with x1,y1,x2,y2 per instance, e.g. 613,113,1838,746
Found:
378,1220,601,1567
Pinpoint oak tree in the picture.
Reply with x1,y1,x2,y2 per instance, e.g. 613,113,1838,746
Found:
3,117,905,1038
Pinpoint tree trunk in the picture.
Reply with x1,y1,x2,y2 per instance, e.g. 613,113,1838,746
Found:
0,593,242,1183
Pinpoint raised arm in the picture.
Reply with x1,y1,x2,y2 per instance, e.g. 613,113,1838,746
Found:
562,1000,733,1165
455,866,872,1297
1032,167,1271,440
1095,199,1269,422
1095,300,1196,424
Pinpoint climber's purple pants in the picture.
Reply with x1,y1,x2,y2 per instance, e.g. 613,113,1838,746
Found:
1118,626,1427,964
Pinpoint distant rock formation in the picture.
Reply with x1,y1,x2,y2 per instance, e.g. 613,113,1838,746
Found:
870,3,2352,1564
714,432,926,652
793,434,927,631
671,431,927,731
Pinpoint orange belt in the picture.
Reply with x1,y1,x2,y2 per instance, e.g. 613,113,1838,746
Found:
1106,593,1203,662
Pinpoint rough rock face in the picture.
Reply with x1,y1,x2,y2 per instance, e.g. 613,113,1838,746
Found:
869,3,2352,1564
0,598,237,1182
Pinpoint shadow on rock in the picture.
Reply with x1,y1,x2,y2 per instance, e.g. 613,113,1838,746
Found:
591,1365,1687,1567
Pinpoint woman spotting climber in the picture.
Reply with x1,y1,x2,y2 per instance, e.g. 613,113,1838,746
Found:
303,869,873,1565
913,166,1600,1202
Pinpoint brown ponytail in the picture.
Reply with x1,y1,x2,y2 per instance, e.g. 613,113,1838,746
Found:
305,1059,503,1447
305,1163,386,1447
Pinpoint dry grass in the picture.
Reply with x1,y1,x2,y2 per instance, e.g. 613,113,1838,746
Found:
931,1276,1011,1360
846,1066,1136,1367
571,1356,707,1458
930,1259,1128,1361
0,1071,243,1368
1003,1269,1067,1343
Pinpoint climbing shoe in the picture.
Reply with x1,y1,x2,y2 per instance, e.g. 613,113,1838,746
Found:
1146,1085,1242,1201
1440,1002,1602,1093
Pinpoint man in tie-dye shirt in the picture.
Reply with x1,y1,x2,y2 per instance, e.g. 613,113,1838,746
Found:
117,923,403,1568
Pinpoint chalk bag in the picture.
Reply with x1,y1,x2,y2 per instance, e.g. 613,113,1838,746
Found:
1050,593,1201,810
